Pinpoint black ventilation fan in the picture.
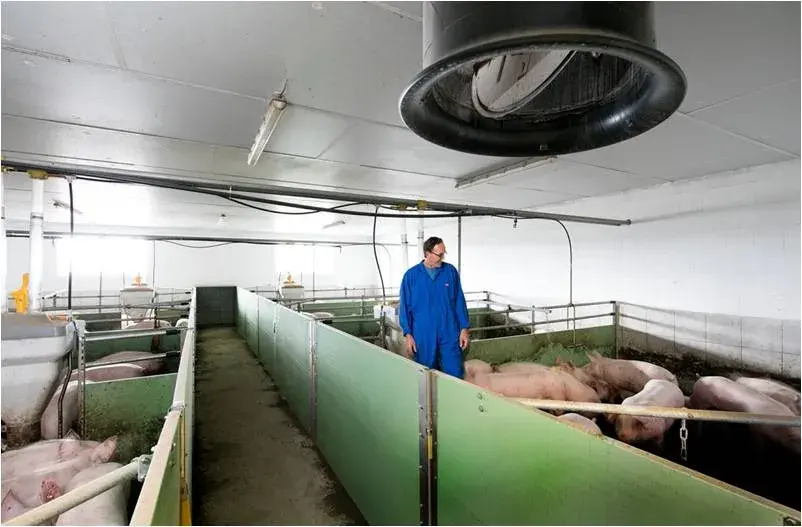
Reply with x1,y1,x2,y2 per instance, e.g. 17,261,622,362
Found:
399,2,687,157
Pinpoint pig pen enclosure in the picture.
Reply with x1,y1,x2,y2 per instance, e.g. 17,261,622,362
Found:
6,286,798,525
0,293,194,526
234,287,801,525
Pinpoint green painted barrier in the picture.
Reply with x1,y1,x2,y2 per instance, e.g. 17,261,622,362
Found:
316,324,421,526
85,373,177,463
234,289,798,525
258,296,276,374
434,371,798,525
274,304,312,431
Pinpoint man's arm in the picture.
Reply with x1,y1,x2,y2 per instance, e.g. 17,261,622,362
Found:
398,272,413,336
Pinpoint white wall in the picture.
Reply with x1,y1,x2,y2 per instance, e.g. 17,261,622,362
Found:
5,237,394,298
445,160,801,377
452,160,801,321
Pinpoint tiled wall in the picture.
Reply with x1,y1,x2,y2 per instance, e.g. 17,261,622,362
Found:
620,302,800,378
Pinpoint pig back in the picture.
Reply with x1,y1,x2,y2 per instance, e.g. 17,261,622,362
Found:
55,463,129,526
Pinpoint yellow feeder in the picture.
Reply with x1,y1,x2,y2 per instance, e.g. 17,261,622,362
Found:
10,273,30,314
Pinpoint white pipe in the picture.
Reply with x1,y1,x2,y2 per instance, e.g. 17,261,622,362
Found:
1,174,6,313
512,398,801,427
417,214,424,258
28,176,45,312
3,458,141,526
401,216,409,271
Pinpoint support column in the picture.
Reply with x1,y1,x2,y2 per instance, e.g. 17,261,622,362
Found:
28,172,47,312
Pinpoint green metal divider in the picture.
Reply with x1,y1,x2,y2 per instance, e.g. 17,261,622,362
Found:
149,439,181,526
315,324,421,525
258,296,276,374
433,371,798,525
273,304,312,431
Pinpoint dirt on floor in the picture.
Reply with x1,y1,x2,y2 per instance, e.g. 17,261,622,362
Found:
192,327,365,526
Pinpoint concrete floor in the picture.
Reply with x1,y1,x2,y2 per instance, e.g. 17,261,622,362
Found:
192,327,365,525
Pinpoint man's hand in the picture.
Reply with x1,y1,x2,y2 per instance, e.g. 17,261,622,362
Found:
459,329,470,351
405,334,417,358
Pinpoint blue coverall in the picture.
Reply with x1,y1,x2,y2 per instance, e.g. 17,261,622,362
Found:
398,261,471,379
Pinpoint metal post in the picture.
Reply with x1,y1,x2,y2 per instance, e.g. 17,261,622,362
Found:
401,216,410,271
308,317,317,441
417,368,435,525
77,326,87,438
98,272,103,315
457,215,462,275
614,301,621,359
0,173,6,313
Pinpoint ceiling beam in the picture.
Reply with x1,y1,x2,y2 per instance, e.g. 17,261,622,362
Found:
1,159,632,227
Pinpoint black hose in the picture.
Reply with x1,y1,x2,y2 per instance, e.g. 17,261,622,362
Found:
372,206,386,306
71,173,467,219
67,180,74,311
56,326,74,439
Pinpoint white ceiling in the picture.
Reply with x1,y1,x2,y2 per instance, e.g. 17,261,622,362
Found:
1,1,799,237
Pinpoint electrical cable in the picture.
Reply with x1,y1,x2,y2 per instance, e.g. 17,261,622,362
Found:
67,180,74,312
70,173,468,219
372,205,386,307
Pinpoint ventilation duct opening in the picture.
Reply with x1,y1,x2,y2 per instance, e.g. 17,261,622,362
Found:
399,2,687,157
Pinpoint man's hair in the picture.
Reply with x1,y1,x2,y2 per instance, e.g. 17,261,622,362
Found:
423,236,443,254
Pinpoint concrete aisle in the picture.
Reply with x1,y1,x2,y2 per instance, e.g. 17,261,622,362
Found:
192,327,365,525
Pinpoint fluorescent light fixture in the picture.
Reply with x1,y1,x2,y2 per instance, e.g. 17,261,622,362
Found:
217,214,228,226
247,92,288,167
454,156,556,190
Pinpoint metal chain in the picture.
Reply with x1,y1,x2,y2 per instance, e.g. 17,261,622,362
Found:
679,419,689,462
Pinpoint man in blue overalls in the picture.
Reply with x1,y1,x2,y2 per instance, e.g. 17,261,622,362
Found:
399,236,471,378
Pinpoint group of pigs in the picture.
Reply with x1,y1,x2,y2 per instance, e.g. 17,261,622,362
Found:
2,324,181,525
2,436,125,525
464,351,801,455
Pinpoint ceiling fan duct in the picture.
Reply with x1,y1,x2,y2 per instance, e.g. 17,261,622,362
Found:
399,2,687,157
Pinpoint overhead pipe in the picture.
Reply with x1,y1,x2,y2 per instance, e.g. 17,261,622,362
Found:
27,172,47,312
3,456,147,526
0,161,632,226
512,398,802,427
5,230,403,247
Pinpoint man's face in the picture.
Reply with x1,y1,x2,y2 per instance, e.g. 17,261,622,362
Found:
425,243,446,268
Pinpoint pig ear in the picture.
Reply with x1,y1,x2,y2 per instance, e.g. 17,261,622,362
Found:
92,436,118,463
555,357,564,366
65,429,81,441
586,352,597,363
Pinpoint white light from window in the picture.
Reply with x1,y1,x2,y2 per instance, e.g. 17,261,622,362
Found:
275,246,337,276
56,237,149,277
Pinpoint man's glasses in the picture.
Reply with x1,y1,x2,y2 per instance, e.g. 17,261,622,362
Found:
431,251,446,259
